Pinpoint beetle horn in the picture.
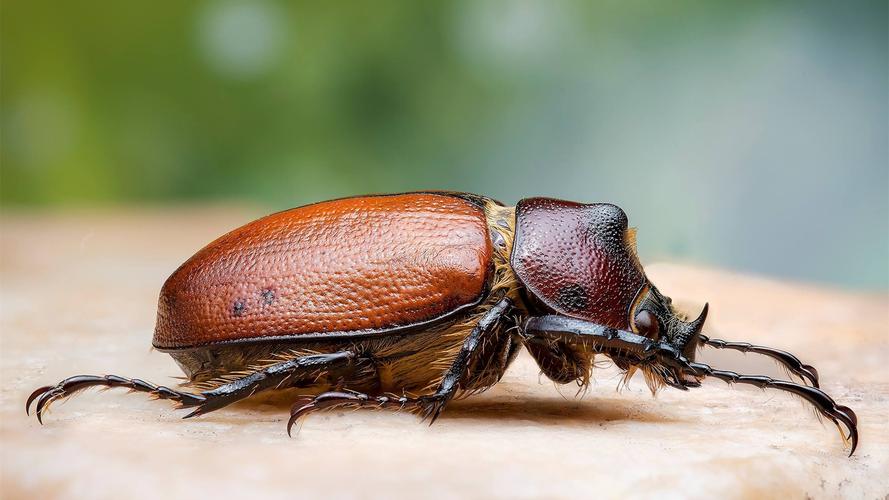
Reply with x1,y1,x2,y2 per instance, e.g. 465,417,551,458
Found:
687,302,708,334
674,303,708,358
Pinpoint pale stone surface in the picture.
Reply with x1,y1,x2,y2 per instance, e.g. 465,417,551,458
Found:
1,208,887,500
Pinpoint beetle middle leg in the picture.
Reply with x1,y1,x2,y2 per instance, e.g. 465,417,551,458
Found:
27,351,358,422
288,297,515,428
287,390,420,435
413,296,514,422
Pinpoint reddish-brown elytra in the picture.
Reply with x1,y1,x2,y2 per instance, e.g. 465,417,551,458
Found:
27,192,858,454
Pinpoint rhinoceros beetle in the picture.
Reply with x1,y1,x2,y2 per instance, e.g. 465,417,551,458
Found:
27,192,858,454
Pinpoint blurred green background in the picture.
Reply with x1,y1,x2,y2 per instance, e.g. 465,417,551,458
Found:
1,1,887,289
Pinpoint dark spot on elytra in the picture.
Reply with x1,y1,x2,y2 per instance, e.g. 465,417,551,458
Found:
557,283,589,312
260,289,275,305
232,300,246,317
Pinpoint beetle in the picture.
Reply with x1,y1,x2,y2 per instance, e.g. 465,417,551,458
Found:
27,192,858,454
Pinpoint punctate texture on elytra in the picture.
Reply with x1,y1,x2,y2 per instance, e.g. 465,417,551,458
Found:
153,193,492,349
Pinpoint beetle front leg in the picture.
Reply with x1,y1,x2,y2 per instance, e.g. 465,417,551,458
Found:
523,315,662,359
698,334,820,388
523,314,859,455
659,356,859,455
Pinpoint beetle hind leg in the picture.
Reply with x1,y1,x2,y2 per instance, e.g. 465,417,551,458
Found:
26,351,358,423
26,375,207,424
180,351,357,418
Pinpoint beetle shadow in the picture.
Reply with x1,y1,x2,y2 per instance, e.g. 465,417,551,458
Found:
230,388,679,425
440,396,679,424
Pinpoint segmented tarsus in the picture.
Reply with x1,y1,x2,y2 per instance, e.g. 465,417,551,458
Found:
26,375,207,423
698,335,820,388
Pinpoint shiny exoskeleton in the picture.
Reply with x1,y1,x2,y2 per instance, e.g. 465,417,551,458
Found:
27,192,859,454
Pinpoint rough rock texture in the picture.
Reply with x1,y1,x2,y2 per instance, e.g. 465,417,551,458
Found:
1,208,886,500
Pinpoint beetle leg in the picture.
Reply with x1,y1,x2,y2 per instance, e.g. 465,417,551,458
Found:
286,297,515,431
286,390,415,436
181,351,356,418
417,296,513,424
461,327,523,393
27,351,356,423
698,335,820,388
523,315,663,358
523,315,859,455
656,355,859,456
26,375,206,424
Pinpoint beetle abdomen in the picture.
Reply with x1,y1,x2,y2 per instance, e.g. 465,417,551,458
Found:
153,193,493,349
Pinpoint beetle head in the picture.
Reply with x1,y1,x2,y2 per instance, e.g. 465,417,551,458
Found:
630,284,709,362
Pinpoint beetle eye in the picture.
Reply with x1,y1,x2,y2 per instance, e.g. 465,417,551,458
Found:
634,310,660,338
